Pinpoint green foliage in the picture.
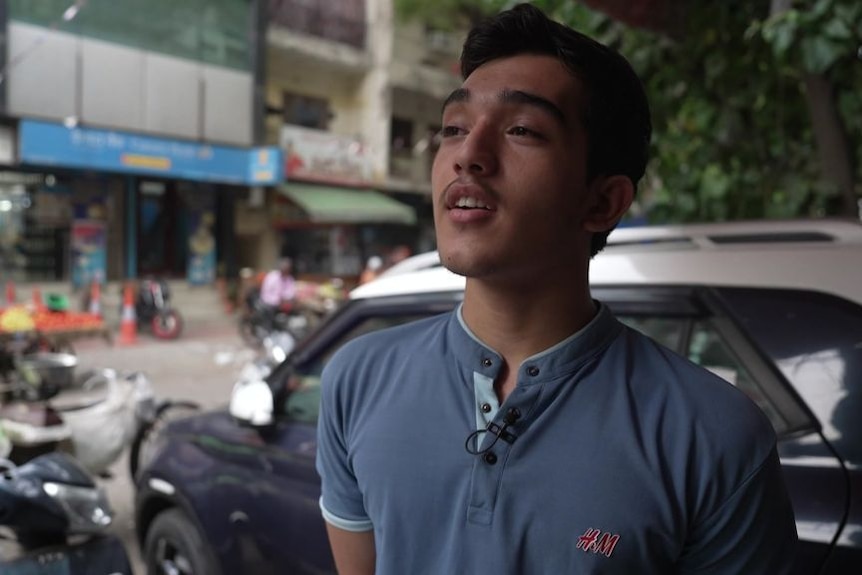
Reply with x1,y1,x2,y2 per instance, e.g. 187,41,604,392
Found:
397,0,861,223
753,0,861,73
542,1,862,223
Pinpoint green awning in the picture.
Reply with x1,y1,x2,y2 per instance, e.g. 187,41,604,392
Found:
278,183,416,225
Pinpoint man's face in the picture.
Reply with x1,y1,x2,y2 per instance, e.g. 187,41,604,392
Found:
431,54,593,283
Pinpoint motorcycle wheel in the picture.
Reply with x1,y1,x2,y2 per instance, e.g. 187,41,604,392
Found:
145,509,219,575
151,310,183,339
129,401,200,481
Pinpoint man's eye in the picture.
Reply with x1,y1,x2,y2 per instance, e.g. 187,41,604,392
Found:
509,126,538,137
440,126,464,138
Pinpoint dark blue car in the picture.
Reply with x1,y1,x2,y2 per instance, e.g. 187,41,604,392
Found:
134,223,862,575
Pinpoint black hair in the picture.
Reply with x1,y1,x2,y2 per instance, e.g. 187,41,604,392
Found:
460,3,652,256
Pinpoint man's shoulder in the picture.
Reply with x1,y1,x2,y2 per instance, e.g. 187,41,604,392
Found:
324,312,452,377
618,326,776,444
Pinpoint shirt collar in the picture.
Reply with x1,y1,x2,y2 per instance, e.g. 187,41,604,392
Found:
448,302,622,383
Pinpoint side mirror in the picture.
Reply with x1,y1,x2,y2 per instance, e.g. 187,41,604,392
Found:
229,379,274,427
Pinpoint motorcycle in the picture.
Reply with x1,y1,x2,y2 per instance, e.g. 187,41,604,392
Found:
81,277,183,339
135,278,183,339
238,288,309,349
0,452,133,574
238,279,345,349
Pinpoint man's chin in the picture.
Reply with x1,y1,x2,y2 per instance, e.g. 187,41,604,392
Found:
439,251,498,279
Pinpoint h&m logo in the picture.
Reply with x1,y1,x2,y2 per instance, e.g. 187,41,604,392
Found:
576,528,620,558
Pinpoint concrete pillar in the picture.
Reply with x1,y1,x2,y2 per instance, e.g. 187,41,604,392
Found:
359,0,394,184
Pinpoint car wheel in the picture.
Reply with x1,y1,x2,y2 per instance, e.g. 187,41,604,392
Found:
145,509,219,575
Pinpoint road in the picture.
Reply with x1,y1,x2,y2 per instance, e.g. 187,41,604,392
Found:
75,316,252,574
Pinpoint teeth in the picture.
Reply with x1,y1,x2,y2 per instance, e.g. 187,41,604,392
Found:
455,197,488,209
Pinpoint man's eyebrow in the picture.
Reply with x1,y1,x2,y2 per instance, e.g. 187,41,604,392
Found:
441,88,470,113
500,89,567,125
440,87,567,126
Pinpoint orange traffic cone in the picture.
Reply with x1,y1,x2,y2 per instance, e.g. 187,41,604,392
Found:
32,287,45,311
4,281,14,306
119,283,137,345
88,279,102,317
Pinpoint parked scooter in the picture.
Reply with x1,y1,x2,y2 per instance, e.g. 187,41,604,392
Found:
0,452,133,574
1,352,164,477
237,330,296,384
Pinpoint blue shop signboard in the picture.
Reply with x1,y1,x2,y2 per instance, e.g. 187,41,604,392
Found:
19,120,282,185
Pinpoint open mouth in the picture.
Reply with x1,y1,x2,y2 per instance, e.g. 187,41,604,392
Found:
453,196,492,210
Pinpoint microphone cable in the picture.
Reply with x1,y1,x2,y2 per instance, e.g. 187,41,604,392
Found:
464,407,521,455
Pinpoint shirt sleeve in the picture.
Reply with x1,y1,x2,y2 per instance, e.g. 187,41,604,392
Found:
259,272,279,306
315,353,373,532
676,445,798,574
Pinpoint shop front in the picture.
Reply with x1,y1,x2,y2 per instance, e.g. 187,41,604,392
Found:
272,183,417,284
269,125,418,284
15,119,281,286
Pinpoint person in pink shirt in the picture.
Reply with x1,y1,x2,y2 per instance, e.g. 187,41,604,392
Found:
260,258,297,308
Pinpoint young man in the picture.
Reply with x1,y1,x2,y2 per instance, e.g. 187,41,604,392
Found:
317,4,797,574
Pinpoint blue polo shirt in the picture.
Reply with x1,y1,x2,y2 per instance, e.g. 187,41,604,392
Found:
316,304,797,574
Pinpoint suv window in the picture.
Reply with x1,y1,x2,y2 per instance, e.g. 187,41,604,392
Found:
718,288,862,462
687,318,786,431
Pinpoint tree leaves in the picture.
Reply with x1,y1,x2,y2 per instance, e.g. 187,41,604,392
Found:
395,0,860,222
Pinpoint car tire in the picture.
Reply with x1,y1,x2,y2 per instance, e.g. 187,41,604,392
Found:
144,509,220,575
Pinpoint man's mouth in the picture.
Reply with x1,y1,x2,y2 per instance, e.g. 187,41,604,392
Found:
454,196,491,210
445,183,497,211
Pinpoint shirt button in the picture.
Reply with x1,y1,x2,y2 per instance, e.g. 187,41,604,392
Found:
483,452,498,465
482,358,493,367
527,366,540,377
481,403,492,413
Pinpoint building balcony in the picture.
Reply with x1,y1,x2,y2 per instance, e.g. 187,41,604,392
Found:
387,151,432,194
268,0,367,50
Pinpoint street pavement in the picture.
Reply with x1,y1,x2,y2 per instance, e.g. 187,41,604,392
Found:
74,311,252,574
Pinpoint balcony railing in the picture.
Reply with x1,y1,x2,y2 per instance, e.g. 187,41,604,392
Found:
269,0,367,50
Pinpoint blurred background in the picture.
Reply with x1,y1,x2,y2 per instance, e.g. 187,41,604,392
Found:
0,0,858,296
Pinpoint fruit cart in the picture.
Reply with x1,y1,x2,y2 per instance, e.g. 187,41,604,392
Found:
0,305,112,354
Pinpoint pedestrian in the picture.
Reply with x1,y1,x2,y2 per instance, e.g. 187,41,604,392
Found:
259,257,296,309
359,255,384,285
316,4,797,574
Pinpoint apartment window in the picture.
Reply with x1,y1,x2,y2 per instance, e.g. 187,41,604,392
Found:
282,92,332,130
390,118,414,156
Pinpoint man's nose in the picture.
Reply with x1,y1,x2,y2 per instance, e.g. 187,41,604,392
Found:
454,122,498,176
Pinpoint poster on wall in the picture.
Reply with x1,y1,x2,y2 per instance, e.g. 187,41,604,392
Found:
70,191,108,288
71,220,107,289
186,195,216,286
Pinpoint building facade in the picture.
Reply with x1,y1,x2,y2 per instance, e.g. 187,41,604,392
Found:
245,0,461,283
0,0,280,288
0,0,463,288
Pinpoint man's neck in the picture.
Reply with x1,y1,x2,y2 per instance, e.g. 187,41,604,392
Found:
461,271,596,372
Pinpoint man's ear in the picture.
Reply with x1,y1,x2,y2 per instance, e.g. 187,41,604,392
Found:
582,175,634,233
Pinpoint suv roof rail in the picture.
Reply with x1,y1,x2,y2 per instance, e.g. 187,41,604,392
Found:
606,218,862,251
